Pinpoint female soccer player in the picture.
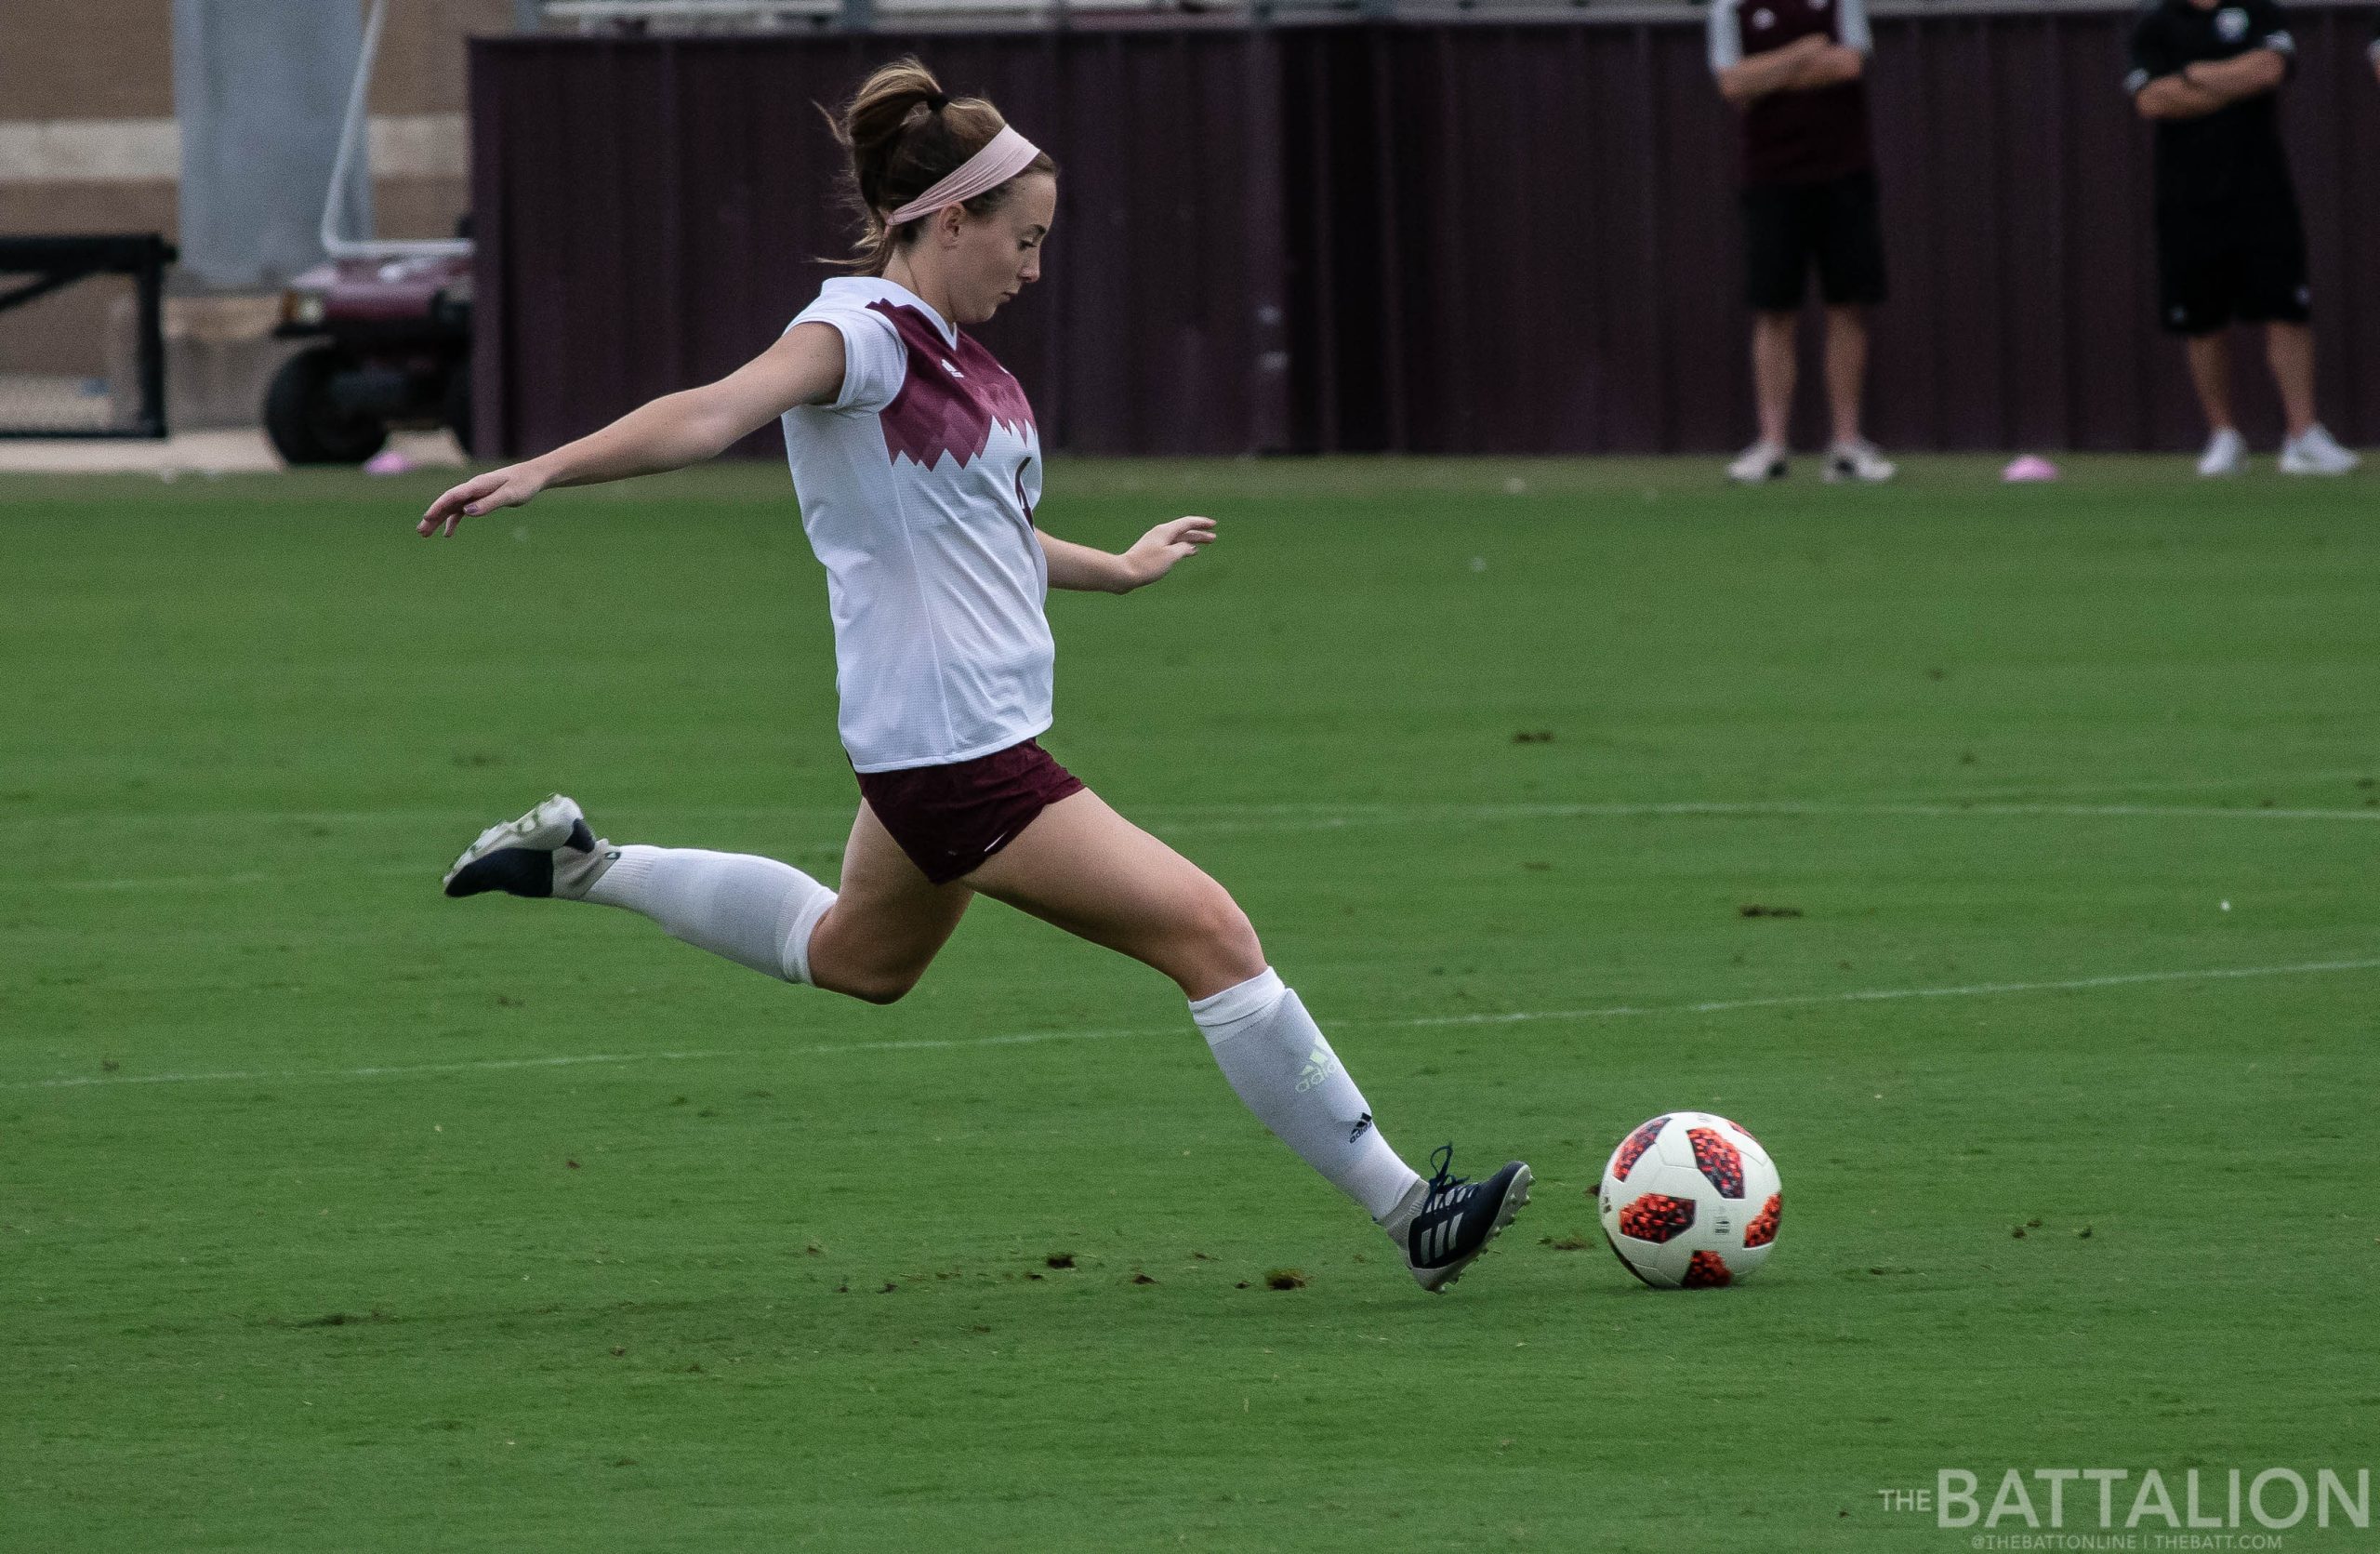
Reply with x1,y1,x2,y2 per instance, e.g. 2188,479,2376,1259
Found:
419,60,1528,1292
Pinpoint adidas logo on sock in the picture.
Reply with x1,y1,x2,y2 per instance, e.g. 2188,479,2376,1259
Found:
1295,1041,1336,1093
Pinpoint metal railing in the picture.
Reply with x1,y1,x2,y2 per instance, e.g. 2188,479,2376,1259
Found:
540,0,2135,29
540,0,1608,31
326,1,474,260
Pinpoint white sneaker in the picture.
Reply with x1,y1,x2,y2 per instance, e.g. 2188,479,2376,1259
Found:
2196,427,2246,477
1727,440,1787,484
443,793,616,899
1824,439,1897,484
2278,424,2360,476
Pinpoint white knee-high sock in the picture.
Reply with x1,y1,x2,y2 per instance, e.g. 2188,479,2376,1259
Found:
1190,968,1422,1221
581,845,837,985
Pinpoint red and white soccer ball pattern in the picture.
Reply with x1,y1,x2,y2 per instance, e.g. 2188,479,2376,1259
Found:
1597,1110,1782,1289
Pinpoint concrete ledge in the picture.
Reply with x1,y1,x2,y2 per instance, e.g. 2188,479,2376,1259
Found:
121,293,307,432
0,427,465,473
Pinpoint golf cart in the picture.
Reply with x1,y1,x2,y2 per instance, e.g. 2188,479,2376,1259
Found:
265,0,476,464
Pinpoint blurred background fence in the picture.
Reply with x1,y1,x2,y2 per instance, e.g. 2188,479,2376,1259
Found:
0,235,172,438
468,7,2380,458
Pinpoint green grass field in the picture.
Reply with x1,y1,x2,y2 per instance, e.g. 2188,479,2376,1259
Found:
6,456,2377,1551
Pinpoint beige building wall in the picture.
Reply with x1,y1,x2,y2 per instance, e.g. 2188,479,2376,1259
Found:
0,0,509,242
0,0,514,421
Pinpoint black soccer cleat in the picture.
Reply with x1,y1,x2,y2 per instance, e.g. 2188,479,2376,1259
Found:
1398,1144,1532,1293
442,793,613,899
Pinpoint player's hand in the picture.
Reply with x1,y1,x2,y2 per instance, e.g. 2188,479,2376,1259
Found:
1121,516,1216,589
418,463,546,538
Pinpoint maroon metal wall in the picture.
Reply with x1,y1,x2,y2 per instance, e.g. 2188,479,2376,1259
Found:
470,11,2380,458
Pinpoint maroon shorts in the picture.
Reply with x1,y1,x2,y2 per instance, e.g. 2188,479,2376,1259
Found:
853,737,1086,885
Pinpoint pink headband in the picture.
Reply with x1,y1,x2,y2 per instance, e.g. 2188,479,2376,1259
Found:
885,126,1043,228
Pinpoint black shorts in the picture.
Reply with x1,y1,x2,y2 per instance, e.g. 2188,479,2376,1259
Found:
853,737,1085,885
2155,196,2310,335
1741,169,1888,312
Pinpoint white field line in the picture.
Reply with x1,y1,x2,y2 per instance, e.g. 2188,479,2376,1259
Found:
1898,767,2377,804
1138,800,2380,835
31,797,2380,894
0,1049,745,1093
8,762,2374,839
9,955,2378,1095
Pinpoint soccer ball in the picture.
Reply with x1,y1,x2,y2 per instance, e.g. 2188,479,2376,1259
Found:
1596,1111,1781,1289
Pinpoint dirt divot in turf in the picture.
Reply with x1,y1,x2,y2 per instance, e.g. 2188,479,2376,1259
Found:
279,1309,392,1328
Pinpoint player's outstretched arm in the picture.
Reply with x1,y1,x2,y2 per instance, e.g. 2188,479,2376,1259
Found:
1036,516,1215,593
417,322,848,537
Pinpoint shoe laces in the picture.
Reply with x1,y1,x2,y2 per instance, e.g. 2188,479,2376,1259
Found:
1425,1143,1468,1202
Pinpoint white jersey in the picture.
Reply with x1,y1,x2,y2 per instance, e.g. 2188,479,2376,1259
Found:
780,276,1051,773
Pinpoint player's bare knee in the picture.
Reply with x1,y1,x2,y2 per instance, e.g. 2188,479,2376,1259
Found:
868,958,932,1004
816,958,924,1005
1195,888,1266,986
845,975,915,1006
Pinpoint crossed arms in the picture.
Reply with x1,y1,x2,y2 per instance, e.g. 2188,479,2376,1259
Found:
1710,15,2288,120
2134,46,2288,120
1715,33,1867,108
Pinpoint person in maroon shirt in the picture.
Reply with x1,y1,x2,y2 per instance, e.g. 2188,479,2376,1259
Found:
1710,0,1895,484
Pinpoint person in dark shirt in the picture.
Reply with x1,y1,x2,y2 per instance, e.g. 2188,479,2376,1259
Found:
1710,0,1895,485
2128,0,2360,473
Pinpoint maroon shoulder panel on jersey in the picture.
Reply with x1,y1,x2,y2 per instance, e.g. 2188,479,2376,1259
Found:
868,299,1036,471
